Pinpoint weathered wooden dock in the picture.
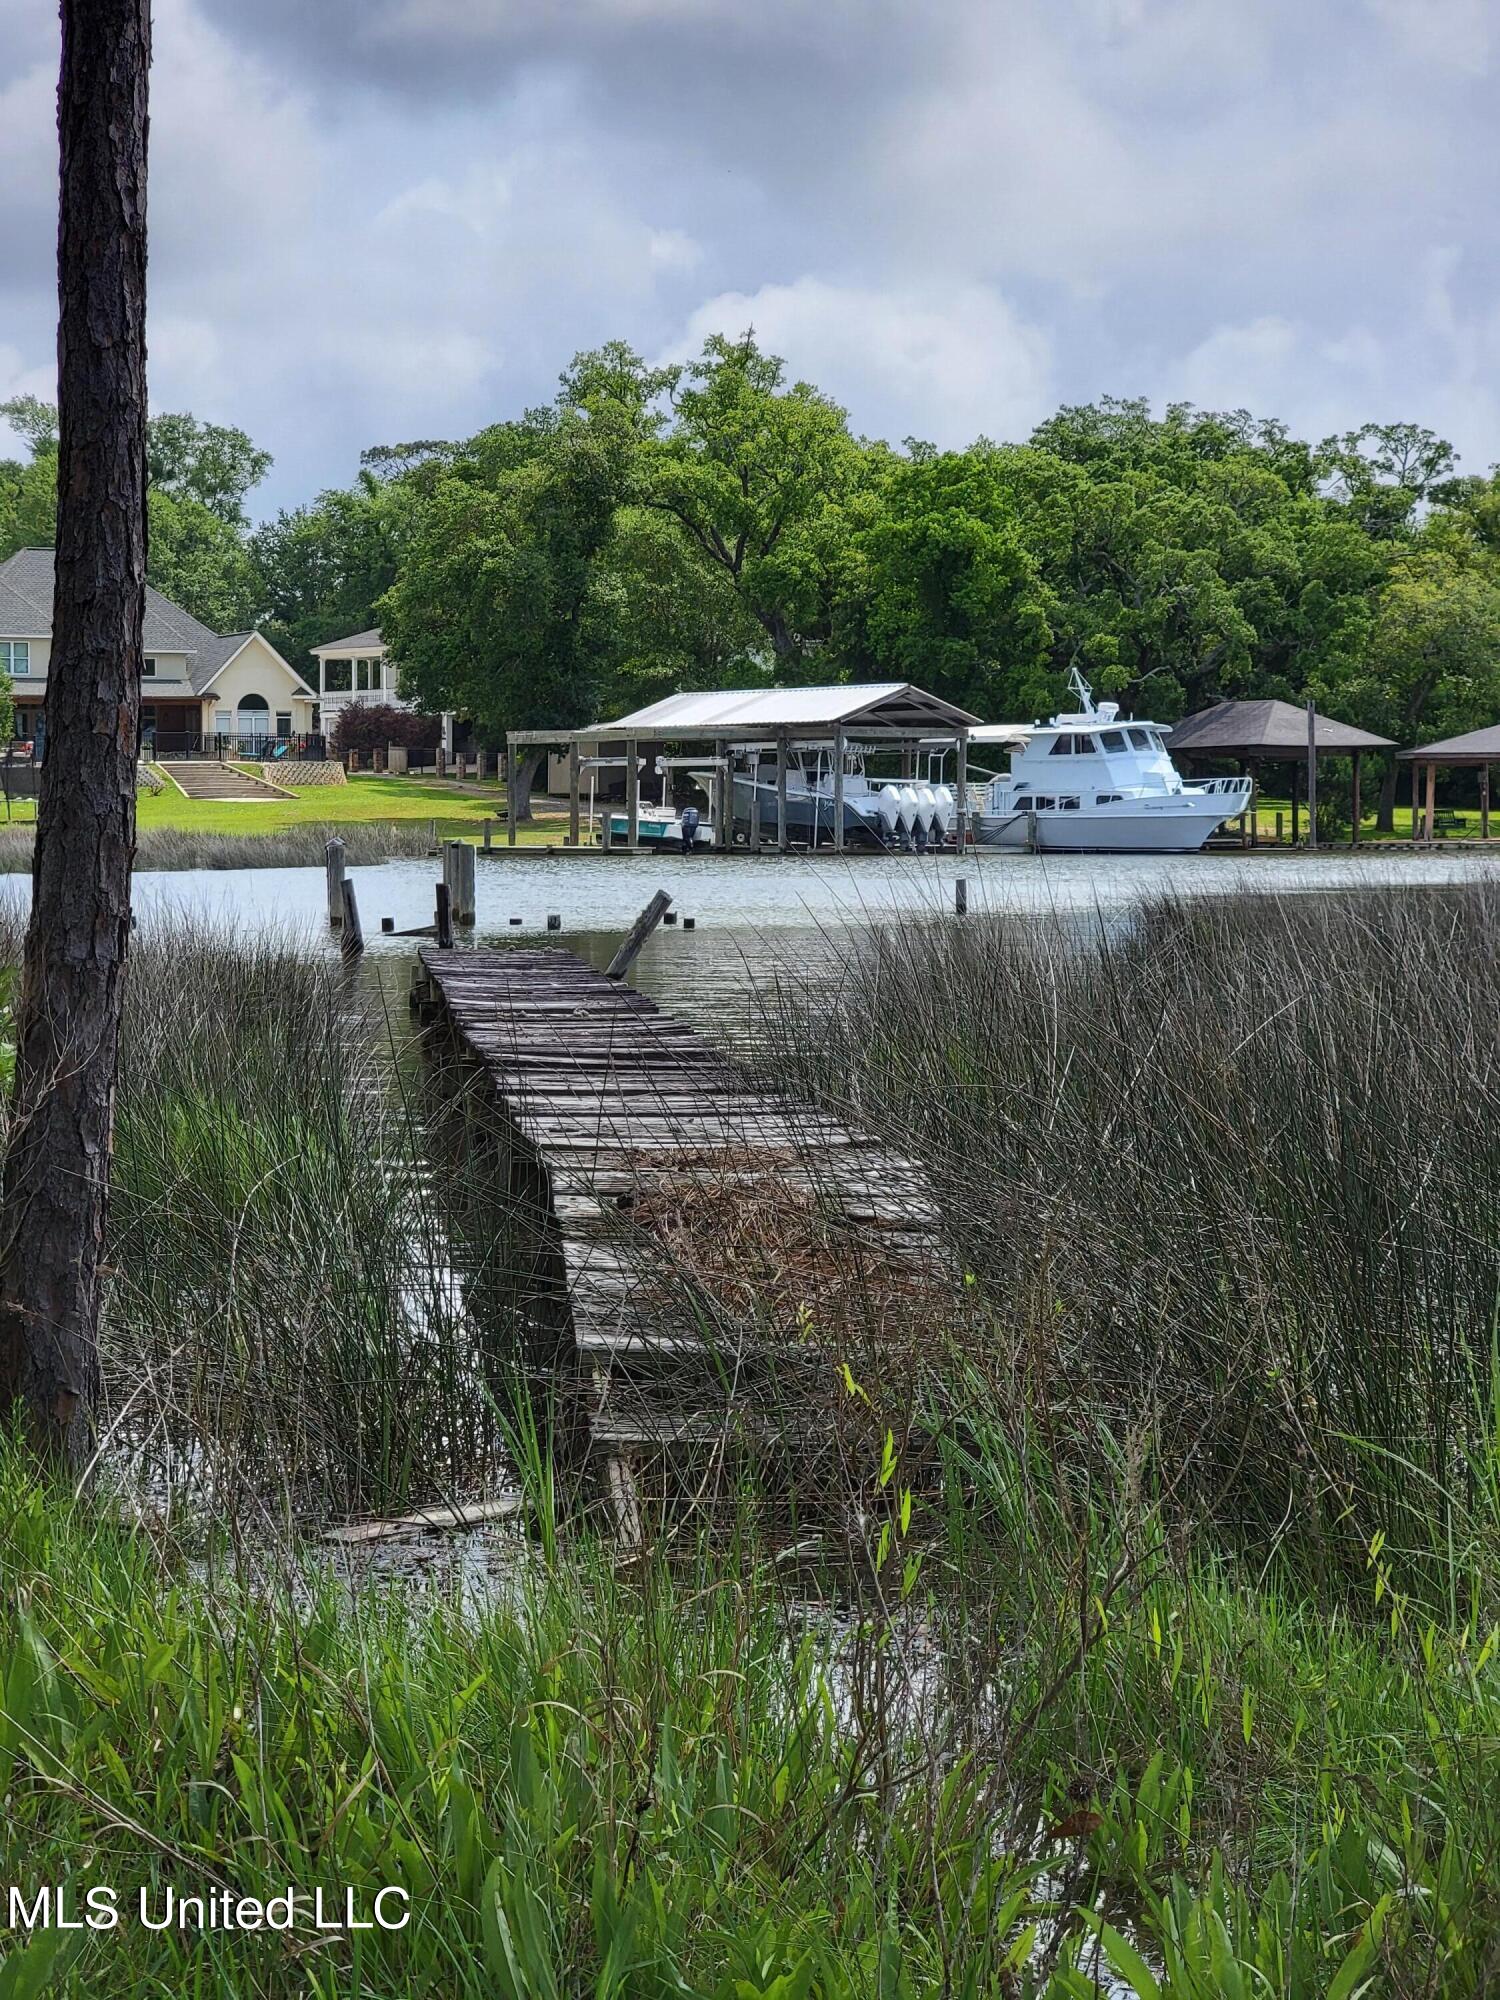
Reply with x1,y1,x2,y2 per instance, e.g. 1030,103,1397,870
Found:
411,945,950,1518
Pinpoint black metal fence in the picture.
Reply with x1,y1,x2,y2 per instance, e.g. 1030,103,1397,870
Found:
146,732,329,762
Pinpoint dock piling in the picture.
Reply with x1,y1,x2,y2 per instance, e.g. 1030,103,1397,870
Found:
325,837,346,926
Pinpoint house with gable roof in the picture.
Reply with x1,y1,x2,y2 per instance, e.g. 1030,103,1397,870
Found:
0,547,317,754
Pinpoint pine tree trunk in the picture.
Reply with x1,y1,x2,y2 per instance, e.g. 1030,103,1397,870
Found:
0,0,149,1470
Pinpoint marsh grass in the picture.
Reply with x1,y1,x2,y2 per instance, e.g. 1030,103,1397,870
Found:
1,895,1499,1991
0,819,440,873
754,884,1500,1591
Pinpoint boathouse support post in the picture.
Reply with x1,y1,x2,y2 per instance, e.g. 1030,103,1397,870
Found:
1351,753,1362,847
325,837,346,927
953,729,969,850
776,732,789,853
1306,700,1318,853
1249,760,1259,847
625,738,640,850
1411,760,1422,841
1290,763,1300,845
568,740,581,847
713,739,730,848
506,739,518,847
1423,760,1437,843
749,752,762,852
833,726,846,853
1483,765,1491,842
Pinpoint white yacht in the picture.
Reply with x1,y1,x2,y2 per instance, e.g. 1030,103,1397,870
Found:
973,672,1251,854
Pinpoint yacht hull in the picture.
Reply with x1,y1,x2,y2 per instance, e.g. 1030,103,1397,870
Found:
974,802,1239,854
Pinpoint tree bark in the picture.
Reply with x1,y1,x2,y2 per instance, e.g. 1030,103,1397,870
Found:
0,0,149,1471
509,749,545,822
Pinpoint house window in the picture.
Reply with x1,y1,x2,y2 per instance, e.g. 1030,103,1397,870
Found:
275,712,291,737
214,708,231,734
142,656,157,678
0,641,30,676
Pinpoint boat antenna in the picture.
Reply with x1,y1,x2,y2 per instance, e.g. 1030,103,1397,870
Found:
1066,664,1097,717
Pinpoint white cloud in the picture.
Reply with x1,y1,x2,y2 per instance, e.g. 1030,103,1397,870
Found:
667,279,1053,448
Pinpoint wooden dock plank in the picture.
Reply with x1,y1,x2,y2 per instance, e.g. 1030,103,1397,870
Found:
416,945,947,1470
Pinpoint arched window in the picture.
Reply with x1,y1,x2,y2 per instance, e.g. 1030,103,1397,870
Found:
236,692,270,740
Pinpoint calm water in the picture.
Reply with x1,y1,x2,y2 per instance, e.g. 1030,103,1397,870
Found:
6,842,1499,1012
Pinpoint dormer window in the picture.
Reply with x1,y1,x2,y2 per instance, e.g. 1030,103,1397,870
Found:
1,642,30,676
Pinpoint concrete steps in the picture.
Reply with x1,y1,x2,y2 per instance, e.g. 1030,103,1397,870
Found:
163,761,285,802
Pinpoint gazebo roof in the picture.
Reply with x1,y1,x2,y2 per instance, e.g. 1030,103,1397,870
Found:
1397,723,1500,763
1166,699,1393,756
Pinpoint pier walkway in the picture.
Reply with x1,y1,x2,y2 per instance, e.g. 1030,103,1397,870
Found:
411,945,949,1499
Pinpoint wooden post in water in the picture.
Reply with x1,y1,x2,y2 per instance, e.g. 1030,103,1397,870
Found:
452,841,476,923
568,740,581,847
435,880,454,949
339,877,364,956
955,876,968,915
606,889,673,981
625,738,640,850
506,741,518,847
1306,699,1318,852
326,837,346,926
483,817,493,852
776,732,789,853
1275,810,1284,845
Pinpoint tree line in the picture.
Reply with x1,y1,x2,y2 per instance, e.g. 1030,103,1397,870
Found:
7,333,1500,824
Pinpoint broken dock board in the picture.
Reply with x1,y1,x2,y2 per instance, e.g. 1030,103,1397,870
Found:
412,946,950,1508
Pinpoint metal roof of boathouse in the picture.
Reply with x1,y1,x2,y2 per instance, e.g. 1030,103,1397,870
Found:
582,682,982,741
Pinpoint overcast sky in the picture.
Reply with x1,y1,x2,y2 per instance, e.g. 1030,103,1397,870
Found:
2,0,1497,518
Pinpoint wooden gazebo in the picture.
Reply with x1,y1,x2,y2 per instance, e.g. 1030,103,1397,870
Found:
1164,699,1395,845
1397,724,1500,842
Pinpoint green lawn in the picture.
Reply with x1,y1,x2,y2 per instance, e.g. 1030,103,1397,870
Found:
130,771,564,844
1245,796,1497,841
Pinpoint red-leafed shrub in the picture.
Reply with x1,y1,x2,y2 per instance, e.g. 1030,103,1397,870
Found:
329,703,441,755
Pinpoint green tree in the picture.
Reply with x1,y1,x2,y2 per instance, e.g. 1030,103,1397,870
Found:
837,449,1055,716
146,488,259,629
380,399,637,814
1338,539,1500,827
251,473,412,679
639,332,869,675
145,411,271,526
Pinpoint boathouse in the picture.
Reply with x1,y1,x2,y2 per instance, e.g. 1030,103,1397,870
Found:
506,683,981,851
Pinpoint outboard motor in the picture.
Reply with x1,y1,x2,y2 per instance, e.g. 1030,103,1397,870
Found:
897,784,922,851
915,784,942,847
877,784,905,846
